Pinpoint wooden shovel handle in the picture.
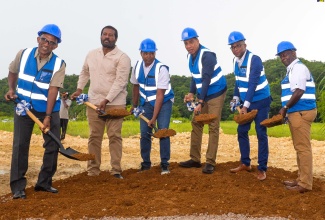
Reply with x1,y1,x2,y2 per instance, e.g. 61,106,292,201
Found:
139,114,158,132
25,110,50,133
84,101,105,115
84,101,98,110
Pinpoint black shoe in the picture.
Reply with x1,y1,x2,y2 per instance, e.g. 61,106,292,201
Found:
113,174,124,179
179,159,202,168
138,166,151,173
202,163,215,174
13,190,26,199
34,185,58,193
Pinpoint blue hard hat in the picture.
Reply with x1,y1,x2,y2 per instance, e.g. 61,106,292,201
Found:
228,31,246,45
181,27,199,41
38,24,62,43
139,38,157,52
276,41,296,56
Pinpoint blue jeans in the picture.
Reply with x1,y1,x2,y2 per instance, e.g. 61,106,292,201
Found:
237,104,270,172
140,100,172,168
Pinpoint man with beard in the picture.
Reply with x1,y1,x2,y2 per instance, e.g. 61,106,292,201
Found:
71,25,131,179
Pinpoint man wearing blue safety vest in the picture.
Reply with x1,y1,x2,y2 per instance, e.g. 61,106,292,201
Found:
130,38,174,175
276,41,317,193
4,24,66,199
179,28,227,174
228,31,271,181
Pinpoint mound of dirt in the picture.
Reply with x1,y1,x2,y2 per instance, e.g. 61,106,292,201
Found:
0,130,325,219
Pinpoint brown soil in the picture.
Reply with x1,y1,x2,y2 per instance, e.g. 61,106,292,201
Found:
0,130,325,219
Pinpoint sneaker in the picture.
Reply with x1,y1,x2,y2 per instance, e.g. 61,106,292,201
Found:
113,174,124,179
161,166,170,175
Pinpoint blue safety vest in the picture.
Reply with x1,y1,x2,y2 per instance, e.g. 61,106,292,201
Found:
134,59,174,106
233,51,270,102
17,47,63,112
281,61,316,113
188,46,226,96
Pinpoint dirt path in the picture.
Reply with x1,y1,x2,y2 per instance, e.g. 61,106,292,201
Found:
0,130,324,219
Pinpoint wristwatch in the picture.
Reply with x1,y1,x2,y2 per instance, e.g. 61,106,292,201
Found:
198,101,204,107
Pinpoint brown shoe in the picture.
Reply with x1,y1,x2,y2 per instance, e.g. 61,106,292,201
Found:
257,170,266,181
286,185,310,193
230,164,252,173
283,180,298,187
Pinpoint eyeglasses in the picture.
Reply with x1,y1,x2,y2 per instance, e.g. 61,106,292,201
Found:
40,37,57,46
230,44,243,50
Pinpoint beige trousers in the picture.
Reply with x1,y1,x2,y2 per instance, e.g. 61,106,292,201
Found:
190,91,226,165
86,105,125,175
288,108,317,190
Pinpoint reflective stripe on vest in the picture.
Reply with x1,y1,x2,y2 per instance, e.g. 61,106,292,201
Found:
281,61,316,113
134,59,174,106
233,51,270,102
187,47,226,96
17,47,62,112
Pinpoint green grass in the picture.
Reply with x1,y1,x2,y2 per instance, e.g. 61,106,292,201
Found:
0,117,324,141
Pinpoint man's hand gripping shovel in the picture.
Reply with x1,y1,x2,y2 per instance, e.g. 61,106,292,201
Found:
13,99,95,161
132,107,176,138
186,101,217,124
75,94,131,119
230,100,258,125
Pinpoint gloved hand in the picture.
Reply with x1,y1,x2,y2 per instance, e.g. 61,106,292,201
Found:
186,101,197,112
132,106,145,118
16,100,31,116
230,100,241,112
76,94,88,105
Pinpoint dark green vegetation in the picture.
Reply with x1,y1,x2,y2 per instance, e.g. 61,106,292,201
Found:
1,57,325,122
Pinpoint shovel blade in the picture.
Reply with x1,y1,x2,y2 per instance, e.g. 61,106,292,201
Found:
48,131,95,161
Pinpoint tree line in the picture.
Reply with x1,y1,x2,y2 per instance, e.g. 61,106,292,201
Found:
0,57,324,122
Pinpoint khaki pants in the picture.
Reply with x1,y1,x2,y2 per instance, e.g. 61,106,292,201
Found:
86,105,124,175
190,91,226,165
288,108,317,190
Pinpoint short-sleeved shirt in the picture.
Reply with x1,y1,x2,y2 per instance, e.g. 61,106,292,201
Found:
130,60,170,90
287,58,310,92
9,48,65,88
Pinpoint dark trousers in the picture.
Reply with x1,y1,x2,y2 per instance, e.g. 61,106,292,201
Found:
60,118,69,140
237,99,270,172
10,111,60,193
140,100,173,168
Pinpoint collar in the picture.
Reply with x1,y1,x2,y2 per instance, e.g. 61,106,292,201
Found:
34,48,52,62
286,58,299,72
236,50,247,66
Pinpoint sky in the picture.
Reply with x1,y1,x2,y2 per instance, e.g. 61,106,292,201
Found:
0,0,324,80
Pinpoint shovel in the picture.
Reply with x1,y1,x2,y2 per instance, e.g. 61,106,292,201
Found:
233,106,258,125
76,95,130,119
138,113,176,138
12,99,95,161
